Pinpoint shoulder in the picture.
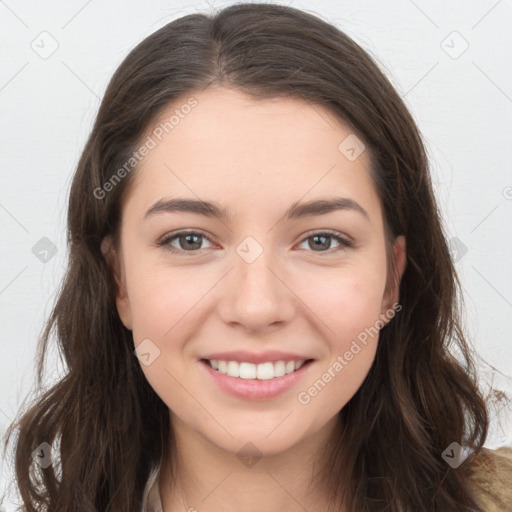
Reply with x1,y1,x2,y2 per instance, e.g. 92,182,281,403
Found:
468,446,512,512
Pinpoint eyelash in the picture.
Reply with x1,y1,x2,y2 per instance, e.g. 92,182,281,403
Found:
156,229,354,255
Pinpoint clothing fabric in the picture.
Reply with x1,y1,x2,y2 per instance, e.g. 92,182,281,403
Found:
141,461,163,512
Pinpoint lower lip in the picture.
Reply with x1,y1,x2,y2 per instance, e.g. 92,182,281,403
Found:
199,359,314,400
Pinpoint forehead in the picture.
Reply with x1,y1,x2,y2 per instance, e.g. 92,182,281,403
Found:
123,86,381,225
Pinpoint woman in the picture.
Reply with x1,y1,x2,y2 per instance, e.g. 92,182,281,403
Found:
3,3,511,511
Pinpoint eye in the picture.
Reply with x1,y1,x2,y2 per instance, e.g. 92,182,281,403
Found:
157,230,214,254
157,229,353,255
297,230,353,253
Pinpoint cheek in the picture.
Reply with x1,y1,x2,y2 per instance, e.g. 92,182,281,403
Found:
121,233,209,342
296,257,388,344
124,261,209,407
297,341,377,431
292,260,386,410
294,292,382,421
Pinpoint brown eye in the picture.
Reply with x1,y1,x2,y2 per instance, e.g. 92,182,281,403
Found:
157,230,214,254
298,231,353,253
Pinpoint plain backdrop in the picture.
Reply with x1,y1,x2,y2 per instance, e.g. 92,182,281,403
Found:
1,0,511,509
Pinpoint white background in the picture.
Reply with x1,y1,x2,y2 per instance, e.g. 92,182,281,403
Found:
1,0,511,509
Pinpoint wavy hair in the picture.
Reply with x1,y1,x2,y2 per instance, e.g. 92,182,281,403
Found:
2,3,498,511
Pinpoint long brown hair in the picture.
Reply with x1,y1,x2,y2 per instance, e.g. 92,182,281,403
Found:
2,3,498,510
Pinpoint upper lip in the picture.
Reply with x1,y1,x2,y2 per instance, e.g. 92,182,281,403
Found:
200,350,313,364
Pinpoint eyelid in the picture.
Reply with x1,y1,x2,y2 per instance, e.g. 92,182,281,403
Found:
156,229,216,254
156,228,354,254
296,229,354,254
299,228,354,245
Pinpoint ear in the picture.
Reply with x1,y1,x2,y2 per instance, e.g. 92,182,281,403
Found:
381,235,406,317
101,236,133,331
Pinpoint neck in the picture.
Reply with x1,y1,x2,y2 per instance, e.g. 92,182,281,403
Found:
158,414,343,512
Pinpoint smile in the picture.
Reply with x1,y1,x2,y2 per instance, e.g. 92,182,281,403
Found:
200,358,315,400
205,359,308,380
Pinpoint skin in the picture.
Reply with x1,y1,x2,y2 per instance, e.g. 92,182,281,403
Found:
103,86,406,511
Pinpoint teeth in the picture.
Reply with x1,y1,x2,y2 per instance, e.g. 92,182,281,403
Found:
257,362,274,380
208,359,308,379
227,361,239,378
274,361,286,377
240,362,257,379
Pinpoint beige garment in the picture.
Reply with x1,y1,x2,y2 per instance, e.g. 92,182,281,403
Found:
141,461,163,512
469,446,512,511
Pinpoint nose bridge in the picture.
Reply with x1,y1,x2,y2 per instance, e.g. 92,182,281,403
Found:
219,235,295,330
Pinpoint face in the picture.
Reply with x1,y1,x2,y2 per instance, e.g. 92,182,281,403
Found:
104,86,406,457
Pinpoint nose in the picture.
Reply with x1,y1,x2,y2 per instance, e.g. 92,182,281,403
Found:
217,248,296,333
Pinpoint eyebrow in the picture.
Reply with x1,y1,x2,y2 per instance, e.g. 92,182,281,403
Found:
144,196,369,222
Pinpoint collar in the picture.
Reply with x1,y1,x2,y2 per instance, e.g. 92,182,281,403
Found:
141,460,164,512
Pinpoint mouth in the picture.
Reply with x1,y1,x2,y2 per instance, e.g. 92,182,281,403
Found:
199,357,315,400
201,358,314,380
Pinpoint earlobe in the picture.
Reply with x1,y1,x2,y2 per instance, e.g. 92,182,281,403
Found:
101,236,133,331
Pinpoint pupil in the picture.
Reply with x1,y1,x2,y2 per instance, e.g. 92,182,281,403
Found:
311,235,330,251
182,234,201,249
